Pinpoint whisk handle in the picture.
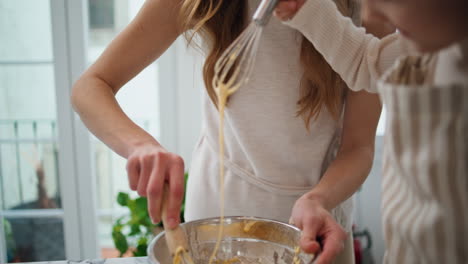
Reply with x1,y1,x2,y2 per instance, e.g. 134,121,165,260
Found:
253,0,280,26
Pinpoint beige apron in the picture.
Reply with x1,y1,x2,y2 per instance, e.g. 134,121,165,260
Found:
378,56,468,263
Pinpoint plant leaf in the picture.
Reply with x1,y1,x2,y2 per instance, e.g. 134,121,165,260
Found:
137,236,148,246
134,243,148,257
115,216,125,226
133,237,148,256
113,222,124,233
135,197,148,219
112,230,129,256
129,224,141,236
142,216,156,227
111,173,189,258
135,197,148,210
128,198,136,210
117,192,130,207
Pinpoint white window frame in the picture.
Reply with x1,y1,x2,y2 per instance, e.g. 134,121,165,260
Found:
51,0,98,259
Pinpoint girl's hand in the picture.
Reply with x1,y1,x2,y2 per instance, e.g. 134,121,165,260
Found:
126,143,185,228
290,195,347,264
274,0,306,21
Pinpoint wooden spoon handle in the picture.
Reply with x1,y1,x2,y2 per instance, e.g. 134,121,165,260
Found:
161,183,189,255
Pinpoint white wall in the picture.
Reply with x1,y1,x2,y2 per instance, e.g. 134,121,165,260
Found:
174,39,204,166
355,136,385,263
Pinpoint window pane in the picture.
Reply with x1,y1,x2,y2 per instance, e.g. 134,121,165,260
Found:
0,2,66,261
89,0,115,29
97,215,120,258
0,0,53,62
0,141,60,210
4,216,65,262
0,65,60,210
0,65,56,120
88,0,146,63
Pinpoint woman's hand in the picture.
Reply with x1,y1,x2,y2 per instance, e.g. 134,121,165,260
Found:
126,142,185,228
290,194,347,264
274,0,306,21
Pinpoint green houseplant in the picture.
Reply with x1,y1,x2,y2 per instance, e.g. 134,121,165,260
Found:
112,173,188,257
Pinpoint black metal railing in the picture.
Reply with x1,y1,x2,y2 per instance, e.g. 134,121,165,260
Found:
0,118,152,211
0,119,59,210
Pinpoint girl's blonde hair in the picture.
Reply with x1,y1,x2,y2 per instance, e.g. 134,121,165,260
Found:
179,0,354,127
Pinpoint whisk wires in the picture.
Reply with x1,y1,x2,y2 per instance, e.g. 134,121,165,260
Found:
212,23,263,97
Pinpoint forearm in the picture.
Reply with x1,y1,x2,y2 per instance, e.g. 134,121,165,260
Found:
306,146,374,211
284,0,406,92
72,76,160,158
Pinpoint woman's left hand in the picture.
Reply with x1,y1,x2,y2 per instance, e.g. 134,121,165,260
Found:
290,194,348,264
274,0,306,21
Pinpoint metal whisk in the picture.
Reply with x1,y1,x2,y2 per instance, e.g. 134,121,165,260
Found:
207,1,280,263
212,0,280,95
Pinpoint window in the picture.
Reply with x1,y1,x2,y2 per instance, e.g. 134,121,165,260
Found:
89,0,115,29
0,0,205,262
0,1,65,262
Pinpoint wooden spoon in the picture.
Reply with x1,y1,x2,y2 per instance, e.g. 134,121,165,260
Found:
161,183,194,264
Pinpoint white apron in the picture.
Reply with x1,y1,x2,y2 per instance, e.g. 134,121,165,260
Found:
379,55,468,263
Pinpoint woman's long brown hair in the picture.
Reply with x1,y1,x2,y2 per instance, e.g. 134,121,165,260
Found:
179,0,354,128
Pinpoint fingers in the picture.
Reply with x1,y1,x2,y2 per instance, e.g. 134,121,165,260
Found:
300,217,322,254
315,225,347,264
166,157,185,229
316,239,344,264
126,156,139,190
291,195,346,264
136,154,153,196
274,0,298,21
126,147,185,226
146,154,167,224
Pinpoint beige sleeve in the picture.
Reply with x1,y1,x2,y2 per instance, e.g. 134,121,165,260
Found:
284,0,408,92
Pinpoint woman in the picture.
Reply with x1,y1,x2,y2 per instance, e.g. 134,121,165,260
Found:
71,0,381,263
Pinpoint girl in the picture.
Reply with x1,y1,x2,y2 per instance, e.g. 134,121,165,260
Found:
71,0,383,263
276,0,468,262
